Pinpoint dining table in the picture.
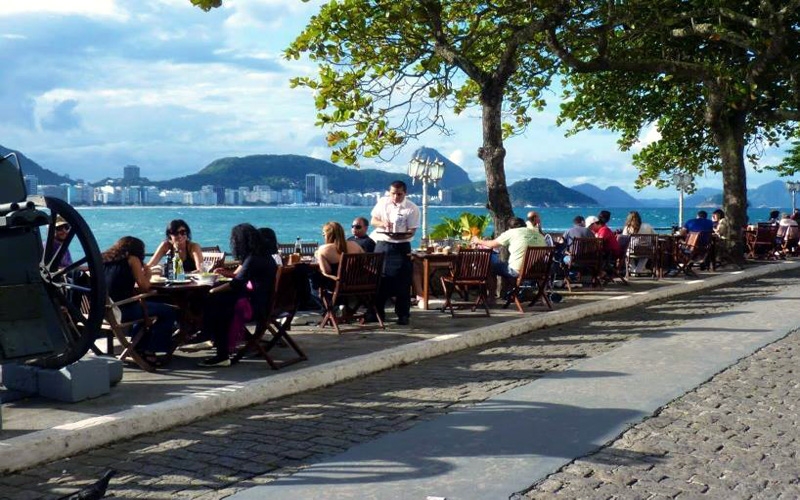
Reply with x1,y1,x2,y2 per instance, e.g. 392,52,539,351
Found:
148,276,230,346
410,251,456,310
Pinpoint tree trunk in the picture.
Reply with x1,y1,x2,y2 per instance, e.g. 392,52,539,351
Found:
709,107,748,263
477,84,514,236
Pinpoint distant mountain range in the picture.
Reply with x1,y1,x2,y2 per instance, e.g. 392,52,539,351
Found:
2,142,792,208
0,145,72,185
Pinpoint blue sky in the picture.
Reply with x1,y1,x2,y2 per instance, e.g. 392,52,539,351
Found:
0,0,789,198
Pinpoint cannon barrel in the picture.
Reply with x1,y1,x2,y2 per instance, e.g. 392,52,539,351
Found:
0,200,35,214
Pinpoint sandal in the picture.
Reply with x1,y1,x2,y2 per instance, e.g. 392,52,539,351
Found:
138,350,165,368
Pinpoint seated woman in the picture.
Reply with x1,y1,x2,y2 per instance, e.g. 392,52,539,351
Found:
314,221,364,292
258,227,283,267
198,223,278,367
147,219,204,274
102,236,177,365
622,210,655,274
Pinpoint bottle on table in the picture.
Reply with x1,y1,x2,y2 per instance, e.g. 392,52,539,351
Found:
165,253,174,280
294,237,302,255
174,254,185,281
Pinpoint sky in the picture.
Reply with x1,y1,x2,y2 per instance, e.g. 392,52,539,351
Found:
0,0,791,198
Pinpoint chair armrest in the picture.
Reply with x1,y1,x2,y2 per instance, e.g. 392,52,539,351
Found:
110,291,157,308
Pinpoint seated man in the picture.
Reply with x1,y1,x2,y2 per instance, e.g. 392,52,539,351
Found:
586,215,622,275
561,215,594,255
472,217,546,301
347,216,376,252
680,210,714,237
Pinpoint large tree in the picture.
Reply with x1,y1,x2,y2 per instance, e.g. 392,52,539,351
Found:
545,0,800,254
194,0,566,230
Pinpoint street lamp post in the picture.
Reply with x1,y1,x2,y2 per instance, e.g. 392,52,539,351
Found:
407,153,445,242
785,181,800,212
672,172,693,227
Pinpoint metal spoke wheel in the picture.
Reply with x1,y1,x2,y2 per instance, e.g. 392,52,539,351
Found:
29,196,106,369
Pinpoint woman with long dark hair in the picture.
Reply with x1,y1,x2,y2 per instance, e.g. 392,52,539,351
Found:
103,236,177,365
258,227,283,266
147,219,204,273
198,223,277,367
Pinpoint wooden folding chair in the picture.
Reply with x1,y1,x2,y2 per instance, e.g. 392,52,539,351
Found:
83,292,161,372
440,248,492,317
318,252,385,334
563,237,604,291
747,223,779,259
676,231,714,276
200,246,226,271
625,234,659,279
232,266,307,369
503,246,555,313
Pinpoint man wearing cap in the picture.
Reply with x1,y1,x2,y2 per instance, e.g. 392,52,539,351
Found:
370,180,420,325
347,216,376,252
586,215,622,261
50,216,73,268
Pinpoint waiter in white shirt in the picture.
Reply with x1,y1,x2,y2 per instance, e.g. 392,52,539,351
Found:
370,180,420,325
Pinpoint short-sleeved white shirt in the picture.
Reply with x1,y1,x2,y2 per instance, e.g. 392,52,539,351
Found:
369,196,420,243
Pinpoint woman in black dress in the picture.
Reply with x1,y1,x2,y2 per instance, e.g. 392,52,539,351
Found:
198,223,277,367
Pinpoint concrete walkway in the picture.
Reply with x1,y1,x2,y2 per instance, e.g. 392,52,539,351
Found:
231,270,799,500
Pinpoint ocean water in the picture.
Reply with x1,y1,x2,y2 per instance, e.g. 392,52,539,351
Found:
75,205,776,256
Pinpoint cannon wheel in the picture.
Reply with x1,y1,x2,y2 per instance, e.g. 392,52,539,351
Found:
29,197,106,369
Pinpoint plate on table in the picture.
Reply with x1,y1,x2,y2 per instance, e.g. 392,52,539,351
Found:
217,276,232,282
150,276,168,284
168,279,193,285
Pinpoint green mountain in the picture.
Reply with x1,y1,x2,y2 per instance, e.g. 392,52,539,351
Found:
155,152,474,194
0,145,72,185
411,147,473,188
509,178,598,207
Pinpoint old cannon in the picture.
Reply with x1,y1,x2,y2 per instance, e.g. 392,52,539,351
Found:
0,153,105,369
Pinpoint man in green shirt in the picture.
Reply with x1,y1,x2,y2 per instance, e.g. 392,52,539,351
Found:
472,217,547,300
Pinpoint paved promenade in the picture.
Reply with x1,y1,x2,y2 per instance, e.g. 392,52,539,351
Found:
0,265,797,499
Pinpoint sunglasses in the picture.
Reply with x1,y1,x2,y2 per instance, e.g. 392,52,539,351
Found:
56,225,71,231
173,229,188,236
351,224,362,229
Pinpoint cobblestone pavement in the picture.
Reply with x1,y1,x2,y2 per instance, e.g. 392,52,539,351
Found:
522,324,800,496
0,271,796,499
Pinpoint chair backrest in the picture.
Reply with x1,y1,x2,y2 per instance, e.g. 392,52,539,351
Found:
569,237,604,268
517,246,555,284
278,242,318,257
300,242,319,256
201,249,226,271
334,252,385,295
754,223,777,243
450,248,492,282
627,234,659,258
269,265,299,320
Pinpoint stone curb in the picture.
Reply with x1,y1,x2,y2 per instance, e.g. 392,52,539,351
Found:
0,261,795,473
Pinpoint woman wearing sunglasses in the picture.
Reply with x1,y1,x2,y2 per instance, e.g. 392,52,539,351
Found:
147,219,204,273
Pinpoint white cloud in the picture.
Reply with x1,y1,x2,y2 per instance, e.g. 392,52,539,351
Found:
447,149,465,166
0,0,128,20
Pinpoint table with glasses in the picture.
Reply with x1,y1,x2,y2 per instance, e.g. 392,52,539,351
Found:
149,276,226,345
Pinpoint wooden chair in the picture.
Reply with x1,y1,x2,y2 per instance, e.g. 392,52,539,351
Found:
440,248,492,317
82,292,162,372
318,252,385,334
625,234,659,279
676,231,714,276
563,237,604,291
747,223,778,259
232,266,307,369
503,246,556,313
201,246,226,272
